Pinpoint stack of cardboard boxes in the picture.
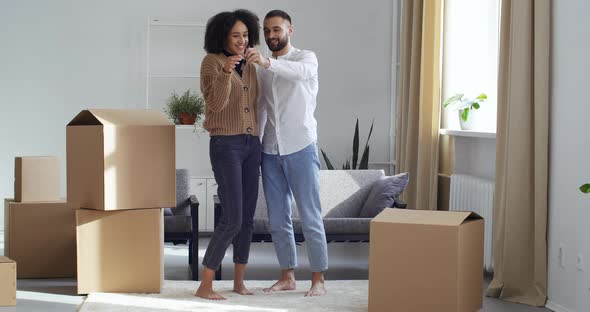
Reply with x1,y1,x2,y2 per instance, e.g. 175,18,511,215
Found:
3,156,77,306
5,156,78,279
67,109,175,295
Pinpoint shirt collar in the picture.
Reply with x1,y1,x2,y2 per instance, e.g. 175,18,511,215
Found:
274,46,295,60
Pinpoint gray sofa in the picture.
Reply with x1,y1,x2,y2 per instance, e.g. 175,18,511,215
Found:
213,169,408,279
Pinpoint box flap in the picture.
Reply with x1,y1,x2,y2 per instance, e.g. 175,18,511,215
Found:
373,208,482,226
68,110,103,126
91,109,172,126
0,256,15,264
68,109,173,126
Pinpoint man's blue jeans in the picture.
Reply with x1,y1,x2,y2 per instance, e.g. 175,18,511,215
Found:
261,143,328,272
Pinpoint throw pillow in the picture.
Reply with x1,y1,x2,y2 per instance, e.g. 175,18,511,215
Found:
359,172,409,218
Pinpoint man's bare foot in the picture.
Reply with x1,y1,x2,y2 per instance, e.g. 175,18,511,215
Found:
233,283,254,295
263,279,296,292
195,285,226,300
305,280,327,297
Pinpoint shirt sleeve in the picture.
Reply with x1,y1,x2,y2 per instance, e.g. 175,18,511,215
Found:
266,50,318,81
256,66,267,140
200,54,232,113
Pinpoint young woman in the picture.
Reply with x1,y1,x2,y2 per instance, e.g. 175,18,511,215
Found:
195,9,261,300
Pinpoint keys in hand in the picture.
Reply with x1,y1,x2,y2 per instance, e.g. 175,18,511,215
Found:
223,55,243,73
245,48,270,68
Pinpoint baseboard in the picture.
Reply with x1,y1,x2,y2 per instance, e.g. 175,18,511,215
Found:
546,300,574,312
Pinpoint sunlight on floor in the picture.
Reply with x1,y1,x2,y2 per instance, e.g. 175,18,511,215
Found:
16,291,83,305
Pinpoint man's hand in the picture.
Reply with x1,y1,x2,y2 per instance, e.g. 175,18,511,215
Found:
223,55,243,73
245,48,270,68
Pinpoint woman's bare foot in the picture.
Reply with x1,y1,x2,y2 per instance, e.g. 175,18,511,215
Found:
263,279,297,292
195,285,226,300
233,282,254,295
195,267,225,300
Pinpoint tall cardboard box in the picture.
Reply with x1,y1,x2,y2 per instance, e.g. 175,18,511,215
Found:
369,208,484,312
76,208,163,294
67,109,175,211
4,199,77,278
0,257,16,306
14,156,60,202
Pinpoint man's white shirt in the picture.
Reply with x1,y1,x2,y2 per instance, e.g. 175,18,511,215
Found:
257,46,319,156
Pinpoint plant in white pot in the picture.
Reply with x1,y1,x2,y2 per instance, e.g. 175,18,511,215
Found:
443,93,487,130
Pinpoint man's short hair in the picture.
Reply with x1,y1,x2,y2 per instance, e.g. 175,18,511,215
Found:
264,10,292,24
204,9,260,54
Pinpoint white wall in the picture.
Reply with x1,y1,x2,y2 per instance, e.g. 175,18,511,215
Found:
0,0,397,229
548,1,590,311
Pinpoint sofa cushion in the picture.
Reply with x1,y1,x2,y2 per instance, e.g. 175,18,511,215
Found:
359,172,410,218
164,215,192,233
318,170,386,216
253,218,372,235
324,183,373,218
255,170,385,220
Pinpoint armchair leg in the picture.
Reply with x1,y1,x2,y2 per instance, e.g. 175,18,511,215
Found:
189,237,199,281
215,267,222,281
188,240,193,265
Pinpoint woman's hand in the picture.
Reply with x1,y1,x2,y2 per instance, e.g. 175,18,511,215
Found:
223,55,244,73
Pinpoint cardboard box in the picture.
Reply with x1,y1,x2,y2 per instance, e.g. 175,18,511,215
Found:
4,199,77,278
0,257,16,306
369,208,484,312
14,156,60,202
76,208,163,294
67,109,175,211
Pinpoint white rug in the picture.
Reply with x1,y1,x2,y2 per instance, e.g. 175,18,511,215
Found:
78,280,369,312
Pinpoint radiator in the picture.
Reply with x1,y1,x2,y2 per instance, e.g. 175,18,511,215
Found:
449,174,494,272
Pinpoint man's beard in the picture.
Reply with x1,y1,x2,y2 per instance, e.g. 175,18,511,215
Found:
266,35,288,52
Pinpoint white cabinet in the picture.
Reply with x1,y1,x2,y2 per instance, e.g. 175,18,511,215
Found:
189,177,217,233
176,127,213,177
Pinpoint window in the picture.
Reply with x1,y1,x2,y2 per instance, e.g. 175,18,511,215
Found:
441,0,500,132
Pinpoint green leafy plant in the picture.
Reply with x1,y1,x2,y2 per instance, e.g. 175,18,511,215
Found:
163,89,205,125
581,183,590,194
321,119,374,170
443,93,487,122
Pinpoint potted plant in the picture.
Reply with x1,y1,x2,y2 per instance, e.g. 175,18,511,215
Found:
443,93,487,130
321,118,374,170
581,183,590,194
163,89,205,125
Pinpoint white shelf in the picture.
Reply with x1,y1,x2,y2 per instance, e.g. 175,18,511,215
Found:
439,129,496,139
149,18,205,27
149,74,200,79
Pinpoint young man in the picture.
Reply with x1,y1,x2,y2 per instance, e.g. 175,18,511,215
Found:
244,9,328,297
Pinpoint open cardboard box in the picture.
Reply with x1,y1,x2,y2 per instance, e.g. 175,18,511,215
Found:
67,109,175,211
369,208,484,312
